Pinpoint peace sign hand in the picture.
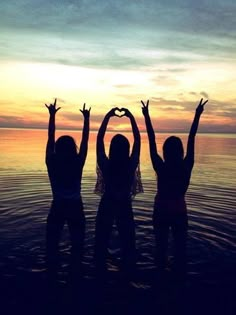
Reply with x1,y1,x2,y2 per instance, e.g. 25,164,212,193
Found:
196,98,208,115
141,100,149,117
80,103,91,119
45,98,61,115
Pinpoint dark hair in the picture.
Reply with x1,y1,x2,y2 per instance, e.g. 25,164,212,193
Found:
163,136,184,162
55,135,77,156
109,134,130,162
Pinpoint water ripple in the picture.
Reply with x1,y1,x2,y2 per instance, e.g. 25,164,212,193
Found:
0,170,235,284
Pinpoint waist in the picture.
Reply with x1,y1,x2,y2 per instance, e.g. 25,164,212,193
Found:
104,188,131,198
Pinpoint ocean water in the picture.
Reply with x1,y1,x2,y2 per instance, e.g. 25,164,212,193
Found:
0,128,235,290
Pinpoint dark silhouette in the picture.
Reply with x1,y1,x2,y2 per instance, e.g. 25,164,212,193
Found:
142,98,207,276
45,99,90,282
94,107,142,279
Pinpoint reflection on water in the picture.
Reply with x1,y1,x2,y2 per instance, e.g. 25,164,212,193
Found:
0,129,236,286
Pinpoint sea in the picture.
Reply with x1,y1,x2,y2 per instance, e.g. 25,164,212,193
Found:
0,128,235,314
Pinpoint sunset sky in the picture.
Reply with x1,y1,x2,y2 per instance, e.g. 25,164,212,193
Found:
1,0,236,132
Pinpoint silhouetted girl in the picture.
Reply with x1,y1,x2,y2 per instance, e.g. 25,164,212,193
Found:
94,107,142,278
142,98,207,275
45,99,90,281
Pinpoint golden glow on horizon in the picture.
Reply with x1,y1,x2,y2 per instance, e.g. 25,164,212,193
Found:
0,60,236,132
4,129,235,176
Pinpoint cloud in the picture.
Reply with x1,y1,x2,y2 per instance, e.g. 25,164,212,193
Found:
0,115,45,129
149,96,236,121
0,115,24,123
2,1,236,38
1,1,236,70
151,97,188,110
0,101,236,133
0,1,236,133
113,84,135,89
208,100,236,118
200,91,209,98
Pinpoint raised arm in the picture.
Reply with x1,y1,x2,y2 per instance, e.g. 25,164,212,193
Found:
186,98,208,167
78,103,91,167
45,98,61,162
121,108,140,168
96,108,118,167
141,100,163,172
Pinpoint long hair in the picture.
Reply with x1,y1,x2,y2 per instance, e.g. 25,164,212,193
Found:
55,135,77,157
95,133,143,196
163,136,184,163
109,134,130,163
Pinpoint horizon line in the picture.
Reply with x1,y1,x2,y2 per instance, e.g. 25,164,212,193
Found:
0,126,235,135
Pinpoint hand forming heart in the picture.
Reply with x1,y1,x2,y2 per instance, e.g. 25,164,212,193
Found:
115,108,126,117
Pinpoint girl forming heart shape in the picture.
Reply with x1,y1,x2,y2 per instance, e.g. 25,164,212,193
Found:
114,108,126,117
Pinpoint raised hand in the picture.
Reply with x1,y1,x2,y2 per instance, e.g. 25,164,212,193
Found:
196,98,208,115
80,103,91,119
45,98,61,115
141,100,149,117
106,107,119,118
120,108,133,118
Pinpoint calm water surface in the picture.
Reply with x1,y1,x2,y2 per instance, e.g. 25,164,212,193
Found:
0,128,235,286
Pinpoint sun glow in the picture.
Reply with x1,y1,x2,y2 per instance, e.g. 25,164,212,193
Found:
0,58,236,132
